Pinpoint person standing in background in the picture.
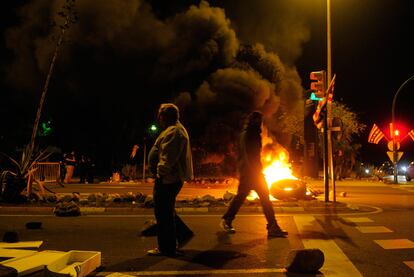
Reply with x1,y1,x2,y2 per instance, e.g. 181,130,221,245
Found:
64,151,76,184
123,144,140,181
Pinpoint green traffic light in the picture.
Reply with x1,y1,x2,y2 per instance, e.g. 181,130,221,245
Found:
149,124,158,133
39,121,52,136
310,92,322,101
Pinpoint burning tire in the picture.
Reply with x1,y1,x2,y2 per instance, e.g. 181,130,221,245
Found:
269,179,308,200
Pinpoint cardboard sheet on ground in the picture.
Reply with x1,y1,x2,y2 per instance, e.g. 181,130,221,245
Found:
0,248,38,260
0,248,101,277
0,241,43,249
1,250,67,275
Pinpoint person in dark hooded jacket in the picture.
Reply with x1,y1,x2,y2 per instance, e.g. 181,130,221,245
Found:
221,111,288,238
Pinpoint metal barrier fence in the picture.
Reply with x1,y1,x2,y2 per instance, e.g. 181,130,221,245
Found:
32,162,62,184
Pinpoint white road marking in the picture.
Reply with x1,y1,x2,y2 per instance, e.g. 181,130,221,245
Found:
96,268,286,276
374,239,414,249
355,226,393,233
294,215,362,276
343,217,374,223
403,261,414,270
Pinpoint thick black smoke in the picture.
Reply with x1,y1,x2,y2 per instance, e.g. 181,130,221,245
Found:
3,0,308,174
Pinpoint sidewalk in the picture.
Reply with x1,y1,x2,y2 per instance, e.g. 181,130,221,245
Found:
0,178,388,215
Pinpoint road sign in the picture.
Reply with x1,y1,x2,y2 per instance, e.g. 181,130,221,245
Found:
387,151,403,163
387,141,400,151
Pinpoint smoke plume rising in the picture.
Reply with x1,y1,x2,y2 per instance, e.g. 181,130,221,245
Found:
4,0,310,174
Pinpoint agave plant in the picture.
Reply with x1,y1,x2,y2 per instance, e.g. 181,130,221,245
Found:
0,145,53,202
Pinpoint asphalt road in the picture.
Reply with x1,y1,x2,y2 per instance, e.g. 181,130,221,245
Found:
1,178,414,276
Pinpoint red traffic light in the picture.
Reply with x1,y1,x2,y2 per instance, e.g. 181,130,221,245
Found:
389,122,409,142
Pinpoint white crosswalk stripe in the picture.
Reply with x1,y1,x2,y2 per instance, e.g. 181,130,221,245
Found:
294,215,363,276
342,215,414,273
390,184,414,193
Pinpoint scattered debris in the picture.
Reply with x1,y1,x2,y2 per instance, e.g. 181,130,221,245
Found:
200,194,216,202
223,191,235,202
54,201,81,217
2,232,19,243
25,222,42,230
143,196,154,208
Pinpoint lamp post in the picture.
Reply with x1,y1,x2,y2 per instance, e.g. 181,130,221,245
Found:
327,0,332,84
391,75,414,184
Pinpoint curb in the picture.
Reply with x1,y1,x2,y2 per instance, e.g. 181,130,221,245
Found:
0,203,373,215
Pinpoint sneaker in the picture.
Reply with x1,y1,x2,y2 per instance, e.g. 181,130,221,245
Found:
267,224,288,238
147,248,183,257
220,219,236,233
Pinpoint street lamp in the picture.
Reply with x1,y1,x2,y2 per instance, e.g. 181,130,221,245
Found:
326,0,332,84
391,75,414,184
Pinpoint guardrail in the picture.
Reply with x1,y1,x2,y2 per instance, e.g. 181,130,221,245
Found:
32,162,62,185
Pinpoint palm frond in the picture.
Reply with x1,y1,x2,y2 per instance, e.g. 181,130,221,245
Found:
21,145,34,173
33,148,53,164
1,147,55,177
0,152,22,174
1,170,17,178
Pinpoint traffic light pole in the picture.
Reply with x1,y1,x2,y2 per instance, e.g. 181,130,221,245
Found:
323,116,329,202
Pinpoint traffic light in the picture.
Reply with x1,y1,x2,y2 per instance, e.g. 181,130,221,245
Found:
39,120,52,136
393,129,400,141
310,70,326,99
389,123,400,142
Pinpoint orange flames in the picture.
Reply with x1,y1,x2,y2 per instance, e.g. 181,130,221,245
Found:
247,135,298,201
262,151,298,187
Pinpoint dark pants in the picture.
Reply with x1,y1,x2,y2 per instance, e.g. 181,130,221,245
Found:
153,179,192,253
222,175,277,227
79,165,86,183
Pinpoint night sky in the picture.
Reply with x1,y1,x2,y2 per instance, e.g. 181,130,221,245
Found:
1,0,413,174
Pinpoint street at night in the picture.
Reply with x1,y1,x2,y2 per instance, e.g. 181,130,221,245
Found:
1,179,414,276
